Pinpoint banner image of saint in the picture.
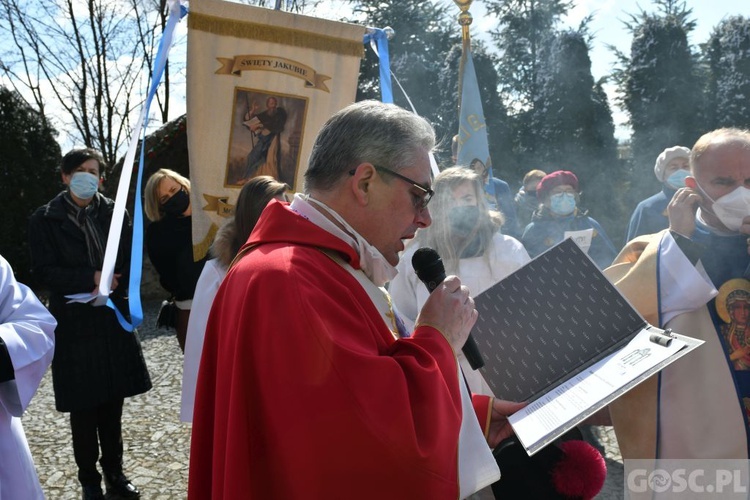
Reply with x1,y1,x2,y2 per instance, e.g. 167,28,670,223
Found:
226,89,307,188
187,0,363,259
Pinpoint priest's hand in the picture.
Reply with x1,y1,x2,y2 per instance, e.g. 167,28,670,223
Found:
487,399,526,448
667,187,701,238
415,275,477,354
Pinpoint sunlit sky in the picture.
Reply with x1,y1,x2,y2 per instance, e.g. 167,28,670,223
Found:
7,0,747,150
466,0,750,80
310,0,750,139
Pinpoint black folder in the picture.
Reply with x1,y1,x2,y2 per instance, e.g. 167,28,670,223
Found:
472,238,703,454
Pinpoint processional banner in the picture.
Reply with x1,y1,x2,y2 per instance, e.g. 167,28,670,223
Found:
187,0,364,258
456,41,497,208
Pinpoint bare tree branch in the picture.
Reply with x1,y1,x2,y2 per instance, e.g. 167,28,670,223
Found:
0,0,174,169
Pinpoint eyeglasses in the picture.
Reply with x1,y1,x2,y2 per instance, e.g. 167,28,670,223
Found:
349,165,434,210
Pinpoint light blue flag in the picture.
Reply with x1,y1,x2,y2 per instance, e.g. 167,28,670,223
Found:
363,28,393,104
456,45,497,207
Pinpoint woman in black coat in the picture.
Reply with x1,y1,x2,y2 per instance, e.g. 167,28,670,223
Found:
28,148,151,500
144,168,207,353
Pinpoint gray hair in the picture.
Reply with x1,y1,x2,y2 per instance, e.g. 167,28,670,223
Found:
304,100,435,192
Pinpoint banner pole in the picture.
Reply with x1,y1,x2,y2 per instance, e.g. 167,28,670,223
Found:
454,0,474,117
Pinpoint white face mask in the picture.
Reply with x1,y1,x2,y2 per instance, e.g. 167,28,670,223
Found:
701,185,750,232
304,196,398,286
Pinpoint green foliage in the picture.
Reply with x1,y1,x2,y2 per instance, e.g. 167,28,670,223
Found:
531,30,623,239
482,0,592,187
704,16,750,129
484,0,574,111
618,4,703,209
533,30,598,168
0,86,61,285
346,0,457,130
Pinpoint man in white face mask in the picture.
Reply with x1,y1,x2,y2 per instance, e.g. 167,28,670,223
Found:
189,101,524,500
604,128,750,464
681,136,750,235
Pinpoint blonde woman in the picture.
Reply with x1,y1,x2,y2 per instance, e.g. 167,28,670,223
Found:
144,168,207,352
389,166,530,395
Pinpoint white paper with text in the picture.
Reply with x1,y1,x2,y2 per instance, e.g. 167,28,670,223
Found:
509,329,687,453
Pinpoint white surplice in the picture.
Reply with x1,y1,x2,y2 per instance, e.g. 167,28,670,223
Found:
181,258,226,423
0,255,56,500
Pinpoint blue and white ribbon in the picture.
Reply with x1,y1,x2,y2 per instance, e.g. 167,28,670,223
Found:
100,0,188,331
364,28,393,104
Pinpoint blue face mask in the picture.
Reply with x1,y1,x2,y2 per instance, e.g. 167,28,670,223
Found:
69,172,99,199
550,192,576,216
666,169,689,189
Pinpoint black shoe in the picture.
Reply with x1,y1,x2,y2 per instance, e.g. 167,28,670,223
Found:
82,483,106,500
103,472,140,499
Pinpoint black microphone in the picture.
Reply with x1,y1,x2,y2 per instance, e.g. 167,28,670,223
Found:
411,247,484,370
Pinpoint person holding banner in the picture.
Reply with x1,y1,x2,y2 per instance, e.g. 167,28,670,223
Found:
144,168,207,353
468,158,521,239
189,101,524,499
451,135,520,238
28,148,151,500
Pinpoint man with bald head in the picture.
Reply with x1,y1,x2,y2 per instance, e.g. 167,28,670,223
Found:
188,101,522,499
606,128,750,461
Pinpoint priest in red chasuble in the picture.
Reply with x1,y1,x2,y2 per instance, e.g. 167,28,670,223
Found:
188,101,523,499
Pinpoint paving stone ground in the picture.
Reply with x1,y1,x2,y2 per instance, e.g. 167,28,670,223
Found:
22,299,625,499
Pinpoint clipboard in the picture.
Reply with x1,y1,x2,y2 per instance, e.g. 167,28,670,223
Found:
471,238,703,455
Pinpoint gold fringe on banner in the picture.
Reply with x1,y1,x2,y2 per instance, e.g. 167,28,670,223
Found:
188,12,364,58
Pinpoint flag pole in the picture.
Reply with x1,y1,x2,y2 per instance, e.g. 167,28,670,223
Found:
453,0,497,207
454,0,473,116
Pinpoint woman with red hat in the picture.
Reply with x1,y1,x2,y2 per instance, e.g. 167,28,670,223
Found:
521,170,617,269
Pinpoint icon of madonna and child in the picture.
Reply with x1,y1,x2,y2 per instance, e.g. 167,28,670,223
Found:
719,278,750,371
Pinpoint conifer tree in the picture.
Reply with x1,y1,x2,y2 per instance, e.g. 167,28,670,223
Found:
0,86,61,285
533,30,621,236
483,0,574,178
484,0,573,111
614,1,703,207
344,0,456,126
704,16,750,129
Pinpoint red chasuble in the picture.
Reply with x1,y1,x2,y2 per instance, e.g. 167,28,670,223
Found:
188,200,492,499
